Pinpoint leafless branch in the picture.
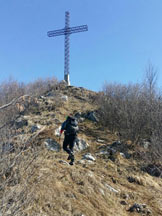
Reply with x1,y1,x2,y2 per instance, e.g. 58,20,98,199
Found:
0,95,30,111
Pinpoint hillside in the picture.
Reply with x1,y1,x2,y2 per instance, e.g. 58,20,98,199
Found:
0,83,162,216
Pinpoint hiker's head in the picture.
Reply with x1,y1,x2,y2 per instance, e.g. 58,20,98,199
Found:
66,113,74,121
66,116,71,121
67,113,73,118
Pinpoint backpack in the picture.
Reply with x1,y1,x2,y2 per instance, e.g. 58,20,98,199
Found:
65,116,79,135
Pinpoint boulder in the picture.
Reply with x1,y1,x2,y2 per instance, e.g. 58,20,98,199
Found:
44,139,61,152
97,146,117,162
74,111,98,122
84,111,99,122
142,164,162,178
74,138,89,152
97,141,131,160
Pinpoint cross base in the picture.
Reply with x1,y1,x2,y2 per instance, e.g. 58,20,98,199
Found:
64,74,70,86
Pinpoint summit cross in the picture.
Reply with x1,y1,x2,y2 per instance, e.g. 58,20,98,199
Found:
47,11,88,85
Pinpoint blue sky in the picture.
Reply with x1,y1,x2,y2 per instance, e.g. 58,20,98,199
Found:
0,0,162,91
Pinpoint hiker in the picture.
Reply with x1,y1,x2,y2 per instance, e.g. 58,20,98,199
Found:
60,115,79,165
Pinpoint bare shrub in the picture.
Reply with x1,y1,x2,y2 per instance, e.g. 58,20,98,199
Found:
0,79,25,129
98,82,148,141
0,76,59,214
98,64,162,161
25,77,58,96
0,122,46,215
0,79,25,106
0,129,41,215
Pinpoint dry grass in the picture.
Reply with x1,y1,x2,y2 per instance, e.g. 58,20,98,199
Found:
0,84,162,216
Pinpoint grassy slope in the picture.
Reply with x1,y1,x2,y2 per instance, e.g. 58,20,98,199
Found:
2,85,162,216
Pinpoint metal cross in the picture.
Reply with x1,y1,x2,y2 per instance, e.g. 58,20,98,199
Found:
47,11,88,85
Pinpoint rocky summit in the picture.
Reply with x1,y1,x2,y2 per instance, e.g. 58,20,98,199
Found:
0,83,162,216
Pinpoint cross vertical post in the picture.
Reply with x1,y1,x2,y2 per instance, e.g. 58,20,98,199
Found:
64,11,70,85
47,11,88,85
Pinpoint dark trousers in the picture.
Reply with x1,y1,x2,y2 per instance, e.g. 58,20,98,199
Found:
63,135,76,157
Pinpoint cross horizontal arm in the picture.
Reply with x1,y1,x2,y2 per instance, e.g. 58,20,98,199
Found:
47,25,88,37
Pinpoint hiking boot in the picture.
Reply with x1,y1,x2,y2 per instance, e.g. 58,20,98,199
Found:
69,161,74,165
70,154,74,162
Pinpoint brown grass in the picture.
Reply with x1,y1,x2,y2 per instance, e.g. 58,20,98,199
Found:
1,84,162,216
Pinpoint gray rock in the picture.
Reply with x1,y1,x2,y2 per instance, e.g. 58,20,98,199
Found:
75,111,99,122
127,176,142,185
85,111,99,122
97,146,117,162
2,142,14,153
74,112,82,119
127,176,136,183
142,164,162,178
15,118,28,129
77,159,94,165
54,119,61,124
78,117,85,123
97,149,108,155
105,183,119,193
97,141,131,160
44,139,61,152
120,152,126,158
61,95,68,101
59,160,70,165
97,139,105,143
82,153,96,161
140,140,151,149
120,192,129,200
74,112,85,122
55,126,61,137
99,188,105,196
120,200,127,205
5,210,12,215
31,125,40,133
73,213,85,216
128,203,151,214
74,138,89,152
143,141,150,149
50,113,56,118
111,140,121,148
46,91,58,97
